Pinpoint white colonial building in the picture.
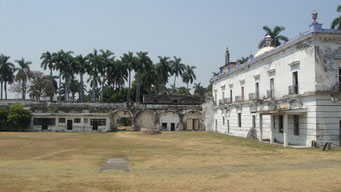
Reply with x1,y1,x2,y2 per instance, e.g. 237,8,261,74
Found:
210,12,341,147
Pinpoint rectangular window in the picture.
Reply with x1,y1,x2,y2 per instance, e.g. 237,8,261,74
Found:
294,115,299,135
59,118,65,123
33,118,55,126
292,71,298,94
238,113,242,127
215,94,217,105
255,82,259,99
74,118,81,123
279,115,283,133
84,118,88,124
227,120,230,133
222,92,225,99
273,115,276,129
223,116,225,125
270,78,274,92
241,87,244,101
215,119,217,130
230,90,233,103
90,119,107,126
252,115,256,128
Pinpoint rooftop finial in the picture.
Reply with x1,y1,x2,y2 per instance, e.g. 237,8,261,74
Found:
265,34,272,47
312,10,318,24
225,47,230,65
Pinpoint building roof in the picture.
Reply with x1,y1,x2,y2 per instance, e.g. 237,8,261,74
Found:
254,46,274,57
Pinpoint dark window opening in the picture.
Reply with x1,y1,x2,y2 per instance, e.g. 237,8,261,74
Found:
162,123,167,130
59,118,65,123
223,117,225,125
227,120,230,134
279,115,283,133
294,115,299,135
173,100,178,103
74,118,81,123
241,87,244,101
230,90,233,103
255,82,259,99
292,71,298,94
238,113,242,127
339,69,341,92
33,118,55,126
171,123,175,131
153,99,158,103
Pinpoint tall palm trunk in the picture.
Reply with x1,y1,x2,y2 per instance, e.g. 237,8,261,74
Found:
80,73,84,102
101,76,105,102
58,71,62,101
173,75,177,88
49,68,53,102
22,79,26,100
65,76,69,102
0,80,3,99
4,81,7,100
127,69,131,101
91,80,96,102
136,74,141,102
186,82,189,95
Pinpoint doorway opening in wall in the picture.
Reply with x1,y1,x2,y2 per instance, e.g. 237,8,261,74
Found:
279,115,284,133
339,121,341,146
292,71,298,94
67,120,73,130
171,123,175,131
238,113,242,127
162,123,167,130
252,115,256,128
227,120,230,134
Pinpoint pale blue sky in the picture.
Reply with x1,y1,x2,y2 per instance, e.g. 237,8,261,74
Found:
0,0,340,98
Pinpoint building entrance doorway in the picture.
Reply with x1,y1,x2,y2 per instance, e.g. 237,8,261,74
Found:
67,120,73,130
171,123,175,131
92,121,98,131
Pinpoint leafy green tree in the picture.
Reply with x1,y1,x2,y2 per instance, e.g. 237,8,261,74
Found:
15,58,32,100
258,26,288,48
331,5,341,30
0,54,16,99
171,56,185,89
193,83,206,96
7,104,31,130
156,56,172,95
237,57,249,64
74,54,88,102
134,52,153,102
28,71,46,100
121,52,136,101
87,49,101,102
0,107,8,130
182,65,196,94
40,51,55,83
99,49,114,102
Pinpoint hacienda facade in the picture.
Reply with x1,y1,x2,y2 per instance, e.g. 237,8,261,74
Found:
210,12,341,147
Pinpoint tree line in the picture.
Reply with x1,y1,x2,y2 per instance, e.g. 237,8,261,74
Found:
0,50,209,103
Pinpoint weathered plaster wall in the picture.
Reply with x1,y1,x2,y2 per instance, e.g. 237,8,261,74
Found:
159,111,180,131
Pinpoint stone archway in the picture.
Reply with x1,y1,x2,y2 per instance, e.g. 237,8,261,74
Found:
134,110,156,130
110,110,133,131
159,111,181,131
183,110,202,131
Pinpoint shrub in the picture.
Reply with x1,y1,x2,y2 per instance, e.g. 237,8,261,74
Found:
7,104,32,131
0,107,9,130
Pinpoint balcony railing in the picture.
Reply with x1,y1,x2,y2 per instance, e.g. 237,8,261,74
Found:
267,90,275,98
288,85,298,95
235,96,243,102
249,93,260,101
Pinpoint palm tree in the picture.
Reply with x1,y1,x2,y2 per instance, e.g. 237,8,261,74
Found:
121,52,136,101
53,50,66,101
87,49,101,102
171,56,185,89
156,56,172,94
182,65,196,94
0,54,16,99
57,51,74,102
258,26,288,48
237,57,249,64
99,49,114,102
15,58,32,100
193,82,206,96
69,77,80,102
40,51,55,80
135,52,153,102
331,5,341,30
74,55,88,102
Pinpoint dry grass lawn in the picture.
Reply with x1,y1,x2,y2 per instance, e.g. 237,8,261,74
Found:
1,131,341,192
